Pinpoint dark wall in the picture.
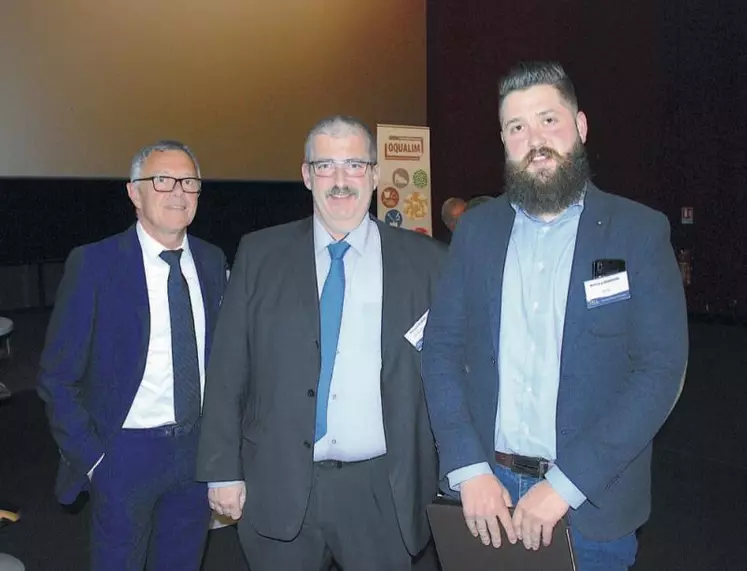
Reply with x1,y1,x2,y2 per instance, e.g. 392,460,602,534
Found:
0,179,312,266
427,0,747,318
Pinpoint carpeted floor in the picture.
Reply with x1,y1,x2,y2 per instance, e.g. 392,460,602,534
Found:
1,310,746,570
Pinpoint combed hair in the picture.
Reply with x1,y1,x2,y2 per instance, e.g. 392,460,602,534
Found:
441,197,466,224
130,140,201,180
498,61,579,112
304,115,377,163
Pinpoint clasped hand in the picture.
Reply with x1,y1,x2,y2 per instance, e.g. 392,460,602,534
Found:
208,482,246,521
460,475,569,550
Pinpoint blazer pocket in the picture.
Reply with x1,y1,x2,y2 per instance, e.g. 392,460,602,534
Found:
586,300,629,337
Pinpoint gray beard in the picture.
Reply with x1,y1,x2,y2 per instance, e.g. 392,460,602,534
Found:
504,142,591,216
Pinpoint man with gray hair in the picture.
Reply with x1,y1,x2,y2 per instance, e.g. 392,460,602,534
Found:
38,141,227,570
198,115,446,571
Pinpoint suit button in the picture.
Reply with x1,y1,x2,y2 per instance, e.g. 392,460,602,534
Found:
303,440,312,449
490,357,496,365
307,389,315,397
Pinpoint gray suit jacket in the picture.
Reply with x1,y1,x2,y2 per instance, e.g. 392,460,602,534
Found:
197,216,447,555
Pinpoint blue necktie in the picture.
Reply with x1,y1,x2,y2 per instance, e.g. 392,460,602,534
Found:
314,240,351,442
159,249,201,428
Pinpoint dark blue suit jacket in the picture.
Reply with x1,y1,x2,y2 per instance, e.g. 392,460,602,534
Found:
38,225,227,504
421,185,688,540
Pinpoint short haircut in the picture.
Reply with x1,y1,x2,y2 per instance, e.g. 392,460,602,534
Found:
441,197,466,224
304,115,377,163
498,61,579,114
130,140,200,181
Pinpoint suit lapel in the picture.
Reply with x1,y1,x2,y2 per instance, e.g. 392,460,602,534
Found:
115,226,150,402
560,185,611,364
292,218,321,340
487,199,517,361
189,237,214,358
378,221,412,368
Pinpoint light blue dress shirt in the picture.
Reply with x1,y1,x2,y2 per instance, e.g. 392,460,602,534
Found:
209,216,385,488
312,215,386,462
447,200,588,509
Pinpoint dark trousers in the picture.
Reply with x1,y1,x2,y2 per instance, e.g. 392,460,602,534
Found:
89,424,211,571
239,455,411,571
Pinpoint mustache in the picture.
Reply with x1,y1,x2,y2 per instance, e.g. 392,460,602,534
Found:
325,186,359,198
520,146,565,170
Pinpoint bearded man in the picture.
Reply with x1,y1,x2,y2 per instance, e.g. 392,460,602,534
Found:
420,61,688,571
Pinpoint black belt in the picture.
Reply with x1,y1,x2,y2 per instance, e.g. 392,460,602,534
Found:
314,456,381,469
121,421,198,438
495,451,552,478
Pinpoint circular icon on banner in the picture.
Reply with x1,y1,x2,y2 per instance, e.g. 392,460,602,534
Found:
403,191,429,220
414,227,430,235
392,168,410,189
384,209,403,228
380,187,400,208
412,169,429,189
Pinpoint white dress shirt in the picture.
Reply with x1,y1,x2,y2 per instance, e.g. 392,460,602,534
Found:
122,222,207,428
312,215,386,462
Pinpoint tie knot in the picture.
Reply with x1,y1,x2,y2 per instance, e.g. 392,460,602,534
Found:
327,241,350,261
159,249,184,267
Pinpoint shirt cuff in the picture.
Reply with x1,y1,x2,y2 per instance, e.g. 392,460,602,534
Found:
87,453,105,479
447,462,493,492
544,466,587,509
208,480,243,488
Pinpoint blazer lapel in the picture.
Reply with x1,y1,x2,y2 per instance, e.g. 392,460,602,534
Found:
115,226,150,405
560,185,612,363
378,221,413,368
189,237,214,359
292,218,321,340
487,198,517,361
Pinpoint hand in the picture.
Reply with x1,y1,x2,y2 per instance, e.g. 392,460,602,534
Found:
512,480,569,550
460,474,517,548
208,483,246,520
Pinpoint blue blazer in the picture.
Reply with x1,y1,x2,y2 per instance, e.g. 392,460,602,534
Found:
38,225,227,504
421,185,688,540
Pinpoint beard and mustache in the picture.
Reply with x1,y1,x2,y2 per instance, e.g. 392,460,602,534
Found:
504,140,590,216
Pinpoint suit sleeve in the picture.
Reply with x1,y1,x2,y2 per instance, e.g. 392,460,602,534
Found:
37,247,104,475
421,221,491,478
197,236,253,482
557,214,688,505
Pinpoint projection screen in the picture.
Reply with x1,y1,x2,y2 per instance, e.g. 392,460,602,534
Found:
0,0,426,180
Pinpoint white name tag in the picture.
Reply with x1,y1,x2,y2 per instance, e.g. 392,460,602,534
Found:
404,310,429,351
583,271,631,309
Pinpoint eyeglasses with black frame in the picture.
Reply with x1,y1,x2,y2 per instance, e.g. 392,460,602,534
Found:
308,159,375,178
132,175,202,194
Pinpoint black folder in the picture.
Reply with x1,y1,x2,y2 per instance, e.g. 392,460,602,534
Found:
427,496,577,571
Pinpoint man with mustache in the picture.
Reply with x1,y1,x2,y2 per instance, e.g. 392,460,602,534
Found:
421,62,688,570
197,115,446,571
38,141,227,570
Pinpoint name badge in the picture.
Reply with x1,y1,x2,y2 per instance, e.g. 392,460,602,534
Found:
584,271,631,309
404,310,429,351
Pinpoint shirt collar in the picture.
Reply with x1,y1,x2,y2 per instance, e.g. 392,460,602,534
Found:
313,214,372,257
136,221,190,264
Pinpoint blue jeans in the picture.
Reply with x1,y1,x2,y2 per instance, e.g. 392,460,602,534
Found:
493,464,637,571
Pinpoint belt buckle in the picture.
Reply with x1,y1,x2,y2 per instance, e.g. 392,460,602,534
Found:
512,455,543,478
316,460,343,469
